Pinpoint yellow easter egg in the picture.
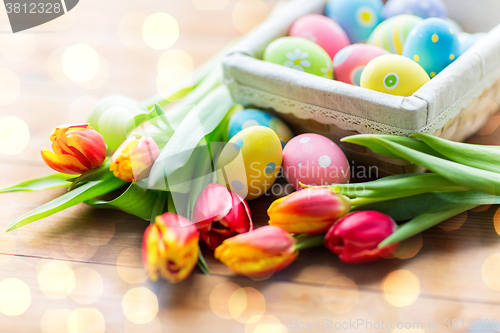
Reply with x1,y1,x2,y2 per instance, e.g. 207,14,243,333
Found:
360,54,430,96
217,126,282,200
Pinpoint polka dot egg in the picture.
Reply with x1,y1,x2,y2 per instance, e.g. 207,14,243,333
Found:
282,133,350,190
360,54,430,96
289,14,350,59
217,127,282,201
227,109,293,147
334,44,389,86
367,15,423,54
325,0,383,43
402,18,461,78
383,0,448,20
264,37,333,78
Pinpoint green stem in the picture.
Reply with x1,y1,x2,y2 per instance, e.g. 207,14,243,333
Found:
197,247,210,276
150,191,168,224
378,204,478,247
295,234,325,250
167,192,177,214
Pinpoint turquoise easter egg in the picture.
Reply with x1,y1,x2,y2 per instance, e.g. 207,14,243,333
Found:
325,0,383,43
217,127,282,201
402,18,461,78
227,109,294,147
264,37,333,78
367,15,423,54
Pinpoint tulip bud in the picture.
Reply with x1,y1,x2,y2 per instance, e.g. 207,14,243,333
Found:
110,135,160,183
142,213,199,283
214,225,298,277
268,187,351,234
193,184,253,250
324,211,399,264
41,124,106,175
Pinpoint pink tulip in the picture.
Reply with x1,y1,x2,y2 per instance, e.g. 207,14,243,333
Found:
324,211,399,264
193,183,253,250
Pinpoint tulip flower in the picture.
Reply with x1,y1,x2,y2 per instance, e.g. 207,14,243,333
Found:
324,211,399,264
268,187,351,234
110,135,160,183
41,124,106,175
193,184,253,250
142,212,199,283
214,225,298,277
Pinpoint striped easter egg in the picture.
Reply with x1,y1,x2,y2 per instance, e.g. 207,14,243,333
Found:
367,14,423,54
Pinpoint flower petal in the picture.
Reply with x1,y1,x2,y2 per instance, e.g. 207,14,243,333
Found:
293,65,305,71
41,147,89,174
300,60,311,68
284,61,294,68
285,52,295,61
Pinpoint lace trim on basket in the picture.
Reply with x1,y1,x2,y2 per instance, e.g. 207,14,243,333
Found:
225,66,500,136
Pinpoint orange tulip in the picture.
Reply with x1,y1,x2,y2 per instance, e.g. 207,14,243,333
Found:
268,187,351,234
41,124,106,174
142,213,199,283
214,225,298,277
110,135,160,183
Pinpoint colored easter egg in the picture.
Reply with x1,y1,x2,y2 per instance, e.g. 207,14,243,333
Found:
264,37,333,78
227,109,294,147
282,133,350,190
360,54,430,96
367,15,423,54
333,44,389,86
325,0,383,43
289,14,350,59
217,127,282,200
383,0,448,20
402,18,461,78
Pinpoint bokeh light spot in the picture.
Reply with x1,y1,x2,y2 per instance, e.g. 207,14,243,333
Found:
157,49,193,73
479,115,500,135
245,315,288,333
124,316,162,333
193,0,229,10
117,248,148,284
118,12,148,49
70,267,103,304
210,282,241,319
68,308,105,333
388,234,423,259
322,276,359,313
122,287,159,324
157,65,193,100
229,287,266,324
142,13,179,50
62,44,100,83
382,270,420,307
482,254,500,290
232,0,270,34
0,278,31,316
37,261,75,299
493,208,500,236
41,309,71,333
438,211,468,231
0,68,21,106
78,55,110,90
0,116,30,156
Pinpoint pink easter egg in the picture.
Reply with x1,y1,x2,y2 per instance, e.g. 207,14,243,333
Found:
289,14,350,59
282,133,350,190
333,44,389,86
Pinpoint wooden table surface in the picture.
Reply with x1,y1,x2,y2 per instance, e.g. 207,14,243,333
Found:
1,1,500,332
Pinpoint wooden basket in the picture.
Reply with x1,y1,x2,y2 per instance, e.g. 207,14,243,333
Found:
222,0,500,175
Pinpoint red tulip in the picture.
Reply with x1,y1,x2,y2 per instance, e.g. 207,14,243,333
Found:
324,211,399,264
193,183,253,250
41,124,106,174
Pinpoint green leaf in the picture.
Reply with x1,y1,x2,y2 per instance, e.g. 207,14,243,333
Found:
353,190,500,221
371,137,500,196
68,160,112,191
85,183,162,220
6,176,127,232
411,133,500,173
0,172,73,193
147,86,234,192
378,204,478,247
150,191,168,223
341,134,445,159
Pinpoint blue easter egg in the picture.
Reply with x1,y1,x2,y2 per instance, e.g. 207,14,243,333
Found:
325,0,383,43
402,18,461,78
383,0,448,20
227,109,294,147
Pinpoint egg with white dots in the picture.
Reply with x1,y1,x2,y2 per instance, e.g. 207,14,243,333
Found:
282,133,350,190
227,109,294,147
217,126,282,200
325,0,383,44
402,18,461,78
382,0,448,20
